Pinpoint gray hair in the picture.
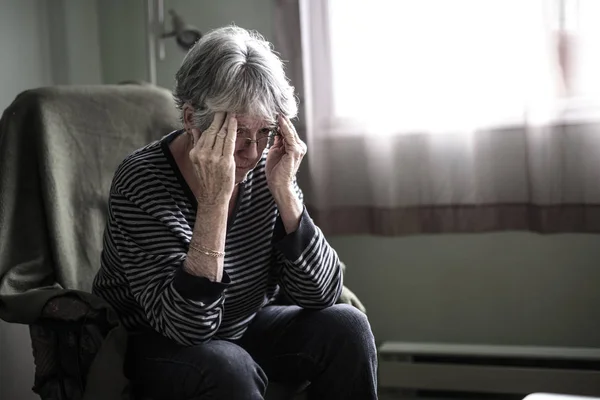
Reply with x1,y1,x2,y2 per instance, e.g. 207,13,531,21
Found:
173,26,297,130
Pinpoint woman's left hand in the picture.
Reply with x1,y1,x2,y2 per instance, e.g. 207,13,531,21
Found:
266,115,307,190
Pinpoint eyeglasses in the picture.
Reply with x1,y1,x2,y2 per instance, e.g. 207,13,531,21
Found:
236,127,279,150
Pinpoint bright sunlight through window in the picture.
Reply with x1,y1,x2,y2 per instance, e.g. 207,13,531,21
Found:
327,0,600,134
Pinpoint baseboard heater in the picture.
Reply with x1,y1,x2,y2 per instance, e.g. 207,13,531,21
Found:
378,342,600,397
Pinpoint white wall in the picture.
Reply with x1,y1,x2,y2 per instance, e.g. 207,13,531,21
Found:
46,0,102,85
330,232,600,348
61,0,103,84
97,0,148,84
0,1,102,398
97,0,275,87
155,0,274,88
0,0,53,111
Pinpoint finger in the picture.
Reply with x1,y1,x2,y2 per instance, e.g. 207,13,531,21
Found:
222,114,238,156
271,133,284,151
201,112,227,149
282,116,307,155
214,113,234,153
278,115,298,145
284,116,303,142
206,111,227,134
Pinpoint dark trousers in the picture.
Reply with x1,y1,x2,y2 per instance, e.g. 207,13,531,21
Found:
125,304,378,400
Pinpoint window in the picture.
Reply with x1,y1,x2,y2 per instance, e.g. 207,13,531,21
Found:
326,0,600,134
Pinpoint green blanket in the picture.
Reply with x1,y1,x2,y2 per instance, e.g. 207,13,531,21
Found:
0,85,181,303
0,85,181,400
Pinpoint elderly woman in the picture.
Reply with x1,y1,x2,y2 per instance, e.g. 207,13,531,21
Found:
92,26,377,399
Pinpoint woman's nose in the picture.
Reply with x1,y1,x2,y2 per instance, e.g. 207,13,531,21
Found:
240,141,259,159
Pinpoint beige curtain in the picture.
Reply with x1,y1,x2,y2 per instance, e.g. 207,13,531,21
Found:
275,0,600,236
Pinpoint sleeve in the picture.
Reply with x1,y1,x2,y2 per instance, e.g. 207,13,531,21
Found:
108,191,230,346
272,182,343,309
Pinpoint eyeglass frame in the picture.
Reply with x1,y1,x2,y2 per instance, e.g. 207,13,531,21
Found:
236,126,281,150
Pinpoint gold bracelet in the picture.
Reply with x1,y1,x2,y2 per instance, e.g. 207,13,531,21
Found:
188,243,225,258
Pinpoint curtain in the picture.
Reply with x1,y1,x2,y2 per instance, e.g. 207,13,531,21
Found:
274,0,600,236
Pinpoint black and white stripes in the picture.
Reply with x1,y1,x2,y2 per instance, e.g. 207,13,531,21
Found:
92,131,343,346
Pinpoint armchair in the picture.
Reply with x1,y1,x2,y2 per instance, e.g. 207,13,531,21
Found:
0,84,363,400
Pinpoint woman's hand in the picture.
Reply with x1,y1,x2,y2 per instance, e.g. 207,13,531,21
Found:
266,115,305,233
265,115,307,190
188,112,238,206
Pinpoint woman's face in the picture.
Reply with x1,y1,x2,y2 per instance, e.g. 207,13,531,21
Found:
182,106,275,184
233,115,276,183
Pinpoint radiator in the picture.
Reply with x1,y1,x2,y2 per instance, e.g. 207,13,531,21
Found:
378,342,600,397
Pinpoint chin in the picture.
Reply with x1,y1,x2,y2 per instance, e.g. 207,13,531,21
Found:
235,161,259,183
235,169,249,184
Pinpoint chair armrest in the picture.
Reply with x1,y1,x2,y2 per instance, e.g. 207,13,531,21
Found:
40,296,90,320
29,295,111,400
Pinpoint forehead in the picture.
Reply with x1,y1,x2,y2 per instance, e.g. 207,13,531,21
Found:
235,115,272,129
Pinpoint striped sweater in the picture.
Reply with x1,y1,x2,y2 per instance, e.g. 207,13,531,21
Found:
92,130,343,346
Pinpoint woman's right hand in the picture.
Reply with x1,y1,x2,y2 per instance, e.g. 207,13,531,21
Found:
188,112,237,206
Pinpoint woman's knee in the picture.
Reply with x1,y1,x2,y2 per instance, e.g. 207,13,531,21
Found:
313,304,376,350
133,340,267,399
184,341,267,389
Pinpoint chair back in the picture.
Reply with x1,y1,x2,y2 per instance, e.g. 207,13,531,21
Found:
0,84,180,294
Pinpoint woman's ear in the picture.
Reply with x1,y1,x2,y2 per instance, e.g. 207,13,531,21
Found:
182,104,196,134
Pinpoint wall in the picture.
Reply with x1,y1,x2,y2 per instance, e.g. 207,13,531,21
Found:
0,1,102,398
0,1,53,398
60,0,103,84
155,0,275,89
97,0,275,88
330,232,600,348
97,0,148,84
0,0,53,111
